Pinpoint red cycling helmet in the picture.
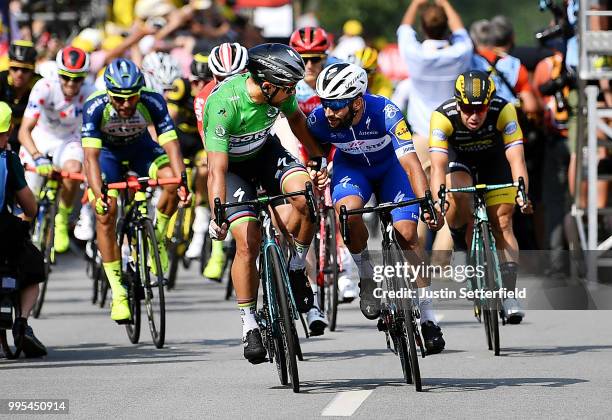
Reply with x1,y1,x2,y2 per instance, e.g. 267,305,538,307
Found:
289,27,330,55
56,46,90,77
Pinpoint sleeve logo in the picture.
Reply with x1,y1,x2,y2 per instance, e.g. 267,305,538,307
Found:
215,125,226,137
394,120,412,141
432,128,447,140
504,121,518,135
383,104,399,119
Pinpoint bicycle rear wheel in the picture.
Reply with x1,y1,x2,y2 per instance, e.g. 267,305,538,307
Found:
481,223,500,356
270,246,300,393
32,202,56,319
140,219,166,349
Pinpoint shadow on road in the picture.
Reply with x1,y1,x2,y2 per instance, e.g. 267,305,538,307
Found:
423,376,588,392
287,377,407,394
502,345,612,357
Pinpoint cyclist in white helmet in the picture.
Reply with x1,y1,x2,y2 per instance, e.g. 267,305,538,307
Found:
142,51,182,93
187,42,249,280
18,47,96,250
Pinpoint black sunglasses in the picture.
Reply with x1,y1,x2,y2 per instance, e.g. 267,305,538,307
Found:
59,74,85,83
9,67,33,74
303,56,324,64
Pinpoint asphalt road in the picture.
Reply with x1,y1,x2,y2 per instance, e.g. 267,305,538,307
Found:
1,253,611,419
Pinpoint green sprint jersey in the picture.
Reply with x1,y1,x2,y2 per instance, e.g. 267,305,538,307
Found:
202,73,298,161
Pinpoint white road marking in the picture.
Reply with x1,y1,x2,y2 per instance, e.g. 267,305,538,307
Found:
321,390,373,417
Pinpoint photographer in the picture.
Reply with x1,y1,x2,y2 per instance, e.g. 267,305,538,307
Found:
0,101,47,358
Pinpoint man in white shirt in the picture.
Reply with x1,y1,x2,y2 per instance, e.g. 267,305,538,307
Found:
397,0,472,171
397,0,472,254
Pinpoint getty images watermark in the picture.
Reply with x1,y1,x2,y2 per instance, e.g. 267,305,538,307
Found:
371,262,527,300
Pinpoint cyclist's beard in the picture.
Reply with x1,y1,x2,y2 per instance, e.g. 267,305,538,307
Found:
334,107,356,130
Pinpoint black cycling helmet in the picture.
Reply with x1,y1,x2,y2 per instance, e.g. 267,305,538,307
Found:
247,43,305,87
190,52,212,81
9,40,37,69
454,70,496,106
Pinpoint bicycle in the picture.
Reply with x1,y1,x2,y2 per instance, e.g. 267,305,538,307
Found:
339,191,438,392
86,236,109,308
214,183,316,393
108,175,181,349
438,177,527,356
313,185,341,331
166,159,196,290
0,263,24,359
25,164,84,318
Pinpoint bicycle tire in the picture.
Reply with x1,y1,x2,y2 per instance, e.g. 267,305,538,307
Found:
32,202,56,319
265,257,287,385
141,219,166,349
270,246,300,393
481,223,500,356
199,233,212,275
98,268,110,309
403,310,422,391
166,207,185,290
324,209,339,332
119,226,141,344
385,244,415,388
0,296,23,359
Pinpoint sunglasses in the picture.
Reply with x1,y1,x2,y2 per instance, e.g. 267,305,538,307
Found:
59,74,85,83
273,84,296,95
302,55,326,64
9,67,33,74
458,103,489,115
321,98,353,111
109,93,140,104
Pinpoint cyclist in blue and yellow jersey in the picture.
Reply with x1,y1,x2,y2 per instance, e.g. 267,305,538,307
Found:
307,63,446,354
428,70,533,324
81,58,190,323
348,47,394,99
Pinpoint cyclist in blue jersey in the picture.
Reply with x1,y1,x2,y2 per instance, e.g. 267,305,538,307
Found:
307,63,446,354
81,58,189,323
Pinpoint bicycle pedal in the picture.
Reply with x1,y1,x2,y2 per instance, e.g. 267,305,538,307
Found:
114,318,132,325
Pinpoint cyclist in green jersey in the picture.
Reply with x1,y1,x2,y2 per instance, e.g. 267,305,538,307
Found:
204,43,328,364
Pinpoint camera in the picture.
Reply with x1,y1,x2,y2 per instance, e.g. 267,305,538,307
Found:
534,0,575,43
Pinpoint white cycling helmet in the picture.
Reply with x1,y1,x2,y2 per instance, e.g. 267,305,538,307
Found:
141,52,181,89
209,42,248,79
315,62,368,100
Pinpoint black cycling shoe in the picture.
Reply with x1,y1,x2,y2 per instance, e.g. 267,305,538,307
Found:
359,278,381,320
13,318,47,358
289,269,314,313
243,329,267,364
421,321,445,355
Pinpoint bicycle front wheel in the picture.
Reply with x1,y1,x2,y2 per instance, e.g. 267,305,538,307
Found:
119,225,141,344
0,296,23,359
270,246,300,393
481,223,500,356
140,219,166,349
324,209,339,331
32,202,56,319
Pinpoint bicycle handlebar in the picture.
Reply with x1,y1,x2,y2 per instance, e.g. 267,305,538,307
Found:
23,164,86,181
214,182,317,227
338,190,437,245
438,177,527,216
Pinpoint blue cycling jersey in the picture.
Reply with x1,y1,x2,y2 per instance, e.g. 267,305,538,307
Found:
307,94,420,224
306,94,415,167
81,88,177,149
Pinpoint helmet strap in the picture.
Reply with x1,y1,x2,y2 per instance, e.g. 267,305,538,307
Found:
259,81,281,104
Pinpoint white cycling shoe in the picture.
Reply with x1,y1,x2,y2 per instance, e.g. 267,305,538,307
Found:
503,297,525,324
74,209,95,241
338,274,358,302
307,307,328,336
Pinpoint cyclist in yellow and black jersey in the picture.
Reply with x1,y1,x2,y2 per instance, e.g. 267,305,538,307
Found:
429,70,532,324
348,47,393,99
166,77,203,160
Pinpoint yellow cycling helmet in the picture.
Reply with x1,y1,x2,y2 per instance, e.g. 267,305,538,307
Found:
454,70,496,106
349,47,378,74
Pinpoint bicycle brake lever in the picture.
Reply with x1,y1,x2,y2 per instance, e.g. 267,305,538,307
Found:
214,197,223,227
305,182,317,223
438,184,449,216
516,177,527,207
339,205,350,245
